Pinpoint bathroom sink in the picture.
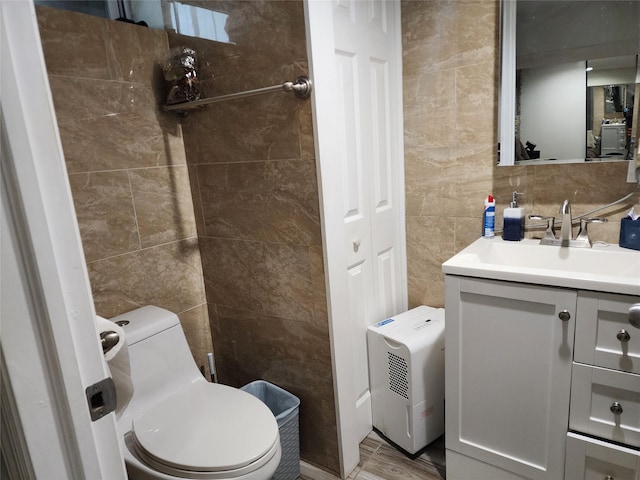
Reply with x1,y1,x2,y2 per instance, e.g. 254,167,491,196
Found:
442,238,640,295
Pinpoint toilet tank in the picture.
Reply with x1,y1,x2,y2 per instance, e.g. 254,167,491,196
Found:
111,306,203,415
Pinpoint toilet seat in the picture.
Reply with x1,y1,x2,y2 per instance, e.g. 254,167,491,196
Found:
131,381,279,479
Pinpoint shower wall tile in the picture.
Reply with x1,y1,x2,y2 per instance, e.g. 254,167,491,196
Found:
403,70,456,149
404,68,456,116
169,1,335,471
38,6,212,375
404,144,495,218
402,0,506,309
408,275,444,313
199,237,315,324
222,0,307,63
212,305,333,387
197,159,321,246
310,246,329,326
187,164,207,237
401,0,458,76
298,96,316,161
104,19,168,85
68,171,140,263
47,76,155,123
529,162,632,216
403,146,452,217
181,94,301,163
58,113,168,173
455,62,497,147
211,304,338,469
406,216,455,279
88,238,206,319
453,0,500,67
178,303,213,374
36,6,111,79
129,166,197,248
37,5,168,87
185,0,307,81
454,217,483,252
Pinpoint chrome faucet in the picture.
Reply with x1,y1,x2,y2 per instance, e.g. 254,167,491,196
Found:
529,199,607,248
559,200,572,245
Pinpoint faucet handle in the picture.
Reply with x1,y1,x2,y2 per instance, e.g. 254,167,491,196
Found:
529,215,556,241
576,217,608,246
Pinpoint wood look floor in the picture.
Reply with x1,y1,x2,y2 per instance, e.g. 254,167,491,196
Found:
346,431,446,480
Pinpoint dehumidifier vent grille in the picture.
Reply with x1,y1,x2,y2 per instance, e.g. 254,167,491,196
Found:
387,351,409,399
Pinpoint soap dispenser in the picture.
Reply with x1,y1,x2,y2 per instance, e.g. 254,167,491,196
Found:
503,191,525,241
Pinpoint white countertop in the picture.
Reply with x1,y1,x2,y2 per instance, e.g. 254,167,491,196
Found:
442,237,640,296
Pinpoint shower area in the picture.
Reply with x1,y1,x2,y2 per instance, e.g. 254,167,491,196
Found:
36,0,340,474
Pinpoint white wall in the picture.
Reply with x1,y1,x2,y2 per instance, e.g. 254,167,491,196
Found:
520,61,586,160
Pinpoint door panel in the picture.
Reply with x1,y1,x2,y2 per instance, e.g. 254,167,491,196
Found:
305,0,406,475
334,1,405,444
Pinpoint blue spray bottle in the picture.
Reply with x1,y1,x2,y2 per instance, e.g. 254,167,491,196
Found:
483,195,495,238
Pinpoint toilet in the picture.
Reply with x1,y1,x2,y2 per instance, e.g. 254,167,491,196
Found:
112,305,282,480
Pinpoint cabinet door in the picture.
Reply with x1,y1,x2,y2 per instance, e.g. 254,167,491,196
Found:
445,276,577,480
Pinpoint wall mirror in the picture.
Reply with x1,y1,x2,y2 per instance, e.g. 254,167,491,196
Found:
499,0,640,166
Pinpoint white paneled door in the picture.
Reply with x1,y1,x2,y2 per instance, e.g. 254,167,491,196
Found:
305,0,407,477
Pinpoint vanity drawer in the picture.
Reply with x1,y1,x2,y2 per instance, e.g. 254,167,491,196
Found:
575,292,640,375
570,363,640,447
565,432,640,480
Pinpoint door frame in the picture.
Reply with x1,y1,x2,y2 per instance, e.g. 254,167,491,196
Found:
304,1,408,477
1,1,126,478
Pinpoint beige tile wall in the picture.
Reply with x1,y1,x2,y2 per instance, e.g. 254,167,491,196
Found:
168,1,339,473
36,6,212,371
402,0,638,309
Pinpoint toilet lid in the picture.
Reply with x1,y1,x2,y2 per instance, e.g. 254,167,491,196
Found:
132,382,279,473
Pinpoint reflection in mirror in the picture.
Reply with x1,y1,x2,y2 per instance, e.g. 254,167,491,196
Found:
499,0,640,166
587,56,637,160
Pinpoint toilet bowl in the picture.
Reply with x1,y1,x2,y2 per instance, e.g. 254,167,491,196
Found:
111,306,281,480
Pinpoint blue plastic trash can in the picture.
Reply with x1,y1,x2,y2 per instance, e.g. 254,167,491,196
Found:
240,380,300,480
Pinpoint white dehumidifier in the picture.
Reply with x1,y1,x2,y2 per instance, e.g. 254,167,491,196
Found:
367,305,445,454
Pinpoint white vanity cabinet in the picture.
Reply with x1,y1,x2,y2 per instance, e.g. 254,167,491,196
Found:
444,276,576,480
444,275,640,480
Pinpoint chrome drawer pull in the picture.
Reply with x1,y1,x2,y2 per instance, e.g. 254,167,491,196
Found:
558,310,571,321
610,402,623,415
616,329,631,343
630,303,640,329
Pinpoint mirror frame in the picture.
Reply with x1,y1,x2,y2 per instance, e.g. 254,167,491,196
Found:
499,0,516,166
